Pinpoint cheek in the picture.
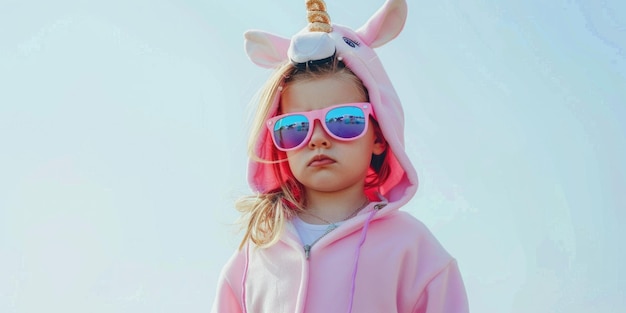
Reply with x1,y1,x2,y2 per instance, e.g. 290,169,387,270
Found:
345,134,377,165
361,129,377,151
285,150,305,168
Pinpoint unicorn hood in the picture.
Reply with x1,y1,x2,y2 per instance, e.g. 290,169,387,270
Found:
244,0,418,208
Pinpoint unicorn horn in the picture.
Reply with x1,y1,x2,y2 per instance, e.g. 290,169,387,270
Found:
306,0,332,32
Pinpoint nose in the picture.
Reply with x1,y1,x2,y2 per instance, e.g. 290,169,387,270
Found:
307,120,332,149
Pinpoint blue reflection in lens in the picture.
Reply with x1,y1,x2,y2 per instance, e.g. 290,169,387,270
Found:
273,115,309,149
325,106,366,139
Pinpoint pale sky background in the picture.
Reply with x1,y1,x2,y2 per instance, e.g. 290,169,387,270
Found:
1,0,625,312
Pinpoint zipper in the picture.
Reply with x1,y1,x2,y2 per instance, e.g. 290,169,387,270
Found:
303,224,337,260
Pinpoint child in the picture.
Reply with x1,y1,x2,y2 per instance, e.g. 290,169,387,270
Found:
212,0,469,312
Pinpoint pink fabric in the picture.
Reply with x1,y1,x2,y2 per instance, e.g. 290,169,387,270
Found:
347,208,378,313
211,206,469,313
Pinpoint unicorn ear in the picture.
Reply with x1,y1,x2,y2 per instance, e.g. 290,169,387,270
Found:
244,30,291,68
356,0,407,48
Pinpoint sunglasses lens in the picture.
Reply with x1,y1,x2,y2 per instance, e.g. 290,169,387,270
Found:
325,106,367,139
273,114,310,149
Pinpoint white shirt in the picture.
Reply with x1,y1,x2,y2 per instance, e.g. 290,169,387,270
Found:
292,216,344,246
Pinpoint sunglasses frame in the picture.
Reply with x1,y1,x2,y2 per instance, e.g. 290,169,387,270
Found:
266,102,373,152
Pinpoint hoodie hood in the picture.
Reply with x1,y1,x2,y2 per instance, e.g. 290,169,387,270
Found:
244,0,418,208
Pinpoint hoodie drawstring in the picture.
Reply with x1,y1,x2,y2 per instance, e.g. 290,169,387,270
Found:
346,205,382,313
241,242,250,313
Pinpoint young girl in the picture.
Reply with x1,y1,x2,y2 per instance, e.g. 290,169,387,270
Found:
212,0,468,312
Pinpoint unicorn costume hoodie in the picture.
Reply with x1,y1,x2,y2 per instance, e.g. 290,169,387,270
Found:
212,1,468,312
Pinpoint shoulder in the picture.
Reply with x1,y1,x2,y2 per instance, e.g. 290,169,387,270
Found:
217,246,249,285
370,209,454,264
375,209,437,240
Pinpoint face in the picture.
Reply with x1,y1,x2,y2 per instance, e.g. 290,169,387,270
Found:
279,75,385,195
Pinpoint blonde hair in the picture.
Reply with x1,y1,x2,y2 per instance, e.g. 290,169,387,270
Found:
236,58,390,249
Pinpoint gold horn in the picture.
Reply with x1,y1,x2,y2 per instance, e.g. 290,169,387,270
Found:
306,0,332,32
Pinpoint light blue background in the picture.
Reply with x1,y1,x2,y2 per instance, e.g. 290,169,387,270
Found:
1,0,624,312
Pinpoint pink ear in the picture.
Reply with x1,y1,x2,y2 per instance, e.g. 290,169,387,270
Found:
356,0,407,48
244,30,291,68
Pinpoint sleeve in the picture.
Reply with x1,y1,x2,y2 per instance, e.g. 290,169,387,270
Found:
211,250,247,313
211,275,244,313
412,259,469,313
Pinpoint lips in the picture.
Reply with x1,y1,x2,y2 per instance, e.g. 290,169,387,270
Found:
308,154,336,167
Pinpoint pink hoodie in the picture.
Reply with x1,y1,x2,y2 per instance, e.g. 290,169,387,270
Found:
213,205,468,313
212,1,469,312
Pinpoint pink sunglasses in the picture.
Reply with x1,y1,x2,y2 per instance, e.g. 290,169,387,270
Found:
266,102,373,151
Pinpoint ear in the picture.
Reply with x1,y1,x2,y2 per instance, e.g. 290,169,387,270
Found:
372,134,387,156
244,30,291,68
356,0,407,48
